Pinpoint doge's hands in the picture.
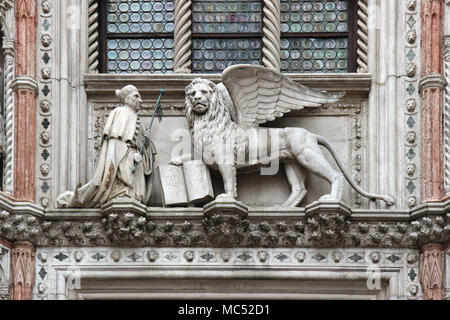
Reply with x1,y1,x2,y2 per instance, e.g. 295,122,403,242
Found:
169,156,183,166
134,152,143,164
144,128,151,140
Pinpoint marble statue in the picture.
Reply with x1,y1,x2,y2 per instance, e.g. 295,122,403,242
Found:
170,64,395,207
56,85,156,208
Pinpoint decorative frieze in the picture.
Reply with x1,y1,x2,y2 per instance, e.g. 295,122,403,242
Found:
404,0,421,208
36,0,53,208
34,247,421,300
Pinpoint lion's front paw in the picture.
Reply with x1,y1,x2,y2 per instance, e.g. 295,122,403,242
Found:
169,157,183,166
216,193,235,200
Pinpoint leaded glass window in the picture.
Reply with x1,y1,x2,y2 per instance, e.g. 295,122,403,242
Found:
99,0,358,74
280,0,356,73
101,0,175,73
191,0,264,73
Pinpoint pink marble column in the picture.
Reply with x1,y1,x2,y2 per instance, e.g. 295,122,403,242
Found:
419,0,446,202
13,0,37,202
420,243,445,300
10,241,35,300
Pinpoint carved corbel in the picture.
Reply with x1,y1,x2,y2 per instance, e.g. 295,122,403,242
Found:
202,199,249,246
305,201,351,247
100,197,148,246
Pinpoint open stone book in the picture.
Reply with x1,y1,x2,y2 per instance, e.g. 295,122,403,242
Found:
158,160,214,207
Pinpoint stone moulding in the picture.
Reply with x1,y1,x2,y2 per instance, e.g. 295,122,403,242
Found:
0,193,448,249
83,73,372,98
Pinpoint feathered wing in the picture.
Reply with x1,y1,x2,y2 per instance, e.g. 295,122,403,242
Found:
221,64,345,126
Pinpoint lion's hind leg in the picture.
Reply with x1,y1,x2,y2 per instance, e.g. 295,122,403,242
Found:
281,161,307,207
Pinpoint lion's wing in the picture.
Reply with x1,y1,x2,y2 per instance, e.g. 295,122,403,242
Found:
221,64,345,126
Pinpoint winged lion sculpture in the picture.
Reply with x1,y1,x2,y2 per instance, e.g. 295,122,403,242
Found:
170,64,395,207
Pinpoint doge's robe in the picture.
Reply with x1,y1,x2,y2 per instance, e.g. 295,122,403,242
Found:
56,106,156,208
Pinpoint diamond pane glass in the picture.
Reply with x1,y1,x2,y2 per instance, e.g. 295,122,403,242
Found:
192,38,262,73
280,0,348,33
106,38,174,73
192,0,263,33
107,0,175,34
280,37,348,73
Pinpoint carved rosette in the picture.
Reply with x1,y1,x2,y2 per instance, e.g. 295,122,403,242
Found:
173,0,192,73
404,0,420,207
37,0,53,208
262,0,281,70
356,0,368,73
88,0,99,73
11,242,35,300
420,244,445,300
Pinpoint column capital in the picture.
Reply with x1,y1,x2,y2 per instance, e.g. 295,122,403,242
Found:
10,75,38,93
419,74,447,93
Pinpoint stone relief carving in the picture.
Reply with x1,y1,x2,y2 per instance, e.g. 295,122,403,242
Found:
41,33,52,47
0,202,448,249
56,86,156,208
171,65,395,207
410,216,450,246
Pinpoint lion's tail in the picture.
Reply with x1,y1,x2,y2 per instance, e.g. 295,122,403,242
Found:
315,134,395,206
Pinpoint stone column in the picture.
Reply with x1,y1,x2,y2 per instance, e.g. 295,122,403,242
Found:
12,0,38,202
10,241,35,300
420,243,445,300
419,0,446,202
173,0,192,73
262,0,280,70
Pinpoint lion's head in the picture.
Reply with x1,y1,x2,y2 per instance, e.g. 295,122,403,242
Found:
185,78,216,114
185,78,231,131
